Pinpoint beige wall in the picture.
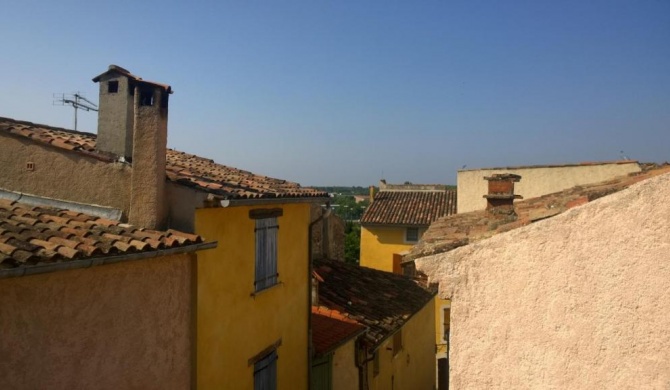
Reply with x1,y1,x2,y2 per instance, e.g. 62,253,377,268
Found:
457,162,640,213
0,133,131,215
367,298,436,390
332,338,359,390
417,173,670,389
0,254,195,390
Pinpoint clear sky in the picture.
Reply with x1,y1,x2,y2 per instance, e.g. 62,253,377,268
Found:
1,1,668,186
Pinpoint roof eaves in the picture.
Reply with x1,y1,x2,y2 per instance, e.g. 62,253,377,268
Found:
0,240,217,279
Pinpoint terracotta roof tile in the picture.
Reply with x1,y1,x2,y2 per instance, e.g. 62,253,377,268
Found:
311,306,367,356
313,259,435,349
405,164,670,261
0,199,206,269
0,117,328,200
361,190,457,226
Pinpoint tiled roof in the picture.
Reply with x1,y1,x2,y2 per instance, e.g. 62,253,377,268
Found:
405,164,670,261
311,306,367,356
0,117,327,200
361,190,457,226
313,259,435,349
0,199,205,270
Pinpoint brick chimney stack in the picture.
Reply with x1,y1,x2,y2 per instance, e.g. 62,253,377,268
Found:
93,65,172,229
483,174,523,216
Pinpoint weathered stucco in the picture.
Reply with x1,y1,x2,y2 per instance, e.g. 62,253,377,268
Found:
417,172,670,389
332,338,359,390
0,133,131,213
0,253,194,390
129,88,169,229
457,161,641,213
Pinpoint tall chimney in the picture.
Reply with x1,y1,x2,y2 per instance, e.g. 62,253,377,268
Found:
483,173,522,216
93,65,172,229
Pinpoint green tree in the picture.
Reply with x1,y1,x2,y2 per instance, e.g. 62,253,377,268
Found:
344,222,361,264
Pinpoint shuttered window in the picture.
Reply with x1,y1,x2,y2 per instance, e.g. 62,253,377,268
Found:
255,217,278,291
254,350,277,390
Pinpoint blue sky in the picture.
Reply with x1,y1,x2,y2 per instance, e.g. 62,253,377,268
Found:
1,1,668,186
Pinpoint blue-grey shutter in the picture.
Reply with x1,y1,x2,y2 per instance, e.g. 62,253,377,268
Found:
254,350,277,390
255,217,278,291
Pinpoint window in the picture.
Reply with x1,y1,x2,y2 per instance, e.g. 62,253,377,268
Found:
443,307,451,342
254,350,277,390
108,80,119,93
255,217,279,291
405,227,419,242
139,89,154,106
392,330,402,356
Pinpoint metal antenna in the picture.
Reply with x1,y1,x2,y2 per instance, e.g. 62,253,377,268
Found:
53,92,98,131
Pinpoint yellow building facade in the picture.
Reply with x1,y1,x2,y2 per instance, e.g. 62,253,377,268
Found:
366,299,436,390
195,203,312,390
359,225,418,272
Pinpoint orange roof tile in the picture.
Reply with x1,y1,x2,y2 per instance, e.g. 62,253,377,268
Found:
405,164,670,261
311,306,366,356
0,117,328,200
0,199,207,270
361,190,457,226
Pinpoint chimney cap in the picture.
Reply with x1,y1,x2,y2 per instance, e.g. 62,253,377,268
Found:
92,64,173,94
483,173,521,182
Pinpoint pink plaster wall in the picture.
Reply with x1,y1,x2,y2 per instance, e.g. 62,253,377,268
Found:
0,254,194,390
417,173,670,389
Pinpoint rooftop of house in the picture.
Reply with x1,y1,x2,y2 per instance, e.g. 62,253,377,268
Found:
458,159,640,172
311,306,367,357
405,163,670,262
361,189,457,226
0,198,211,276
0,116,328,200
313,258,435,350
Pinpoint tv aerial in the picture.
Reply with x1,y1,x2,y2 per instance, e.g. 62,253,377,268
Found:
53,92,98,131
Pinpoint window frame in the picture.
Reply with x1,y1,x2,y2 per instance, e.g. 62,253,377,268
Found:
405,227,420,243
250,208,283,293
253,350,278,390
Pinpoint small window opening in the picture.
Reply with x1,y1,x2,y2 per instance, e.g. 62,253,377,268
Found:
139,90,154,106
107,80,119,93
405,227,419,242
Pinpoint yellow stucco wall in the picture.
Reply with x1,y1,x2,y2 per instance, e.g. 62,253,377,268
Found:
435,298,450,359
332,338,359,390
195,203,310,390
367,298,436,390
360,226,419,272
